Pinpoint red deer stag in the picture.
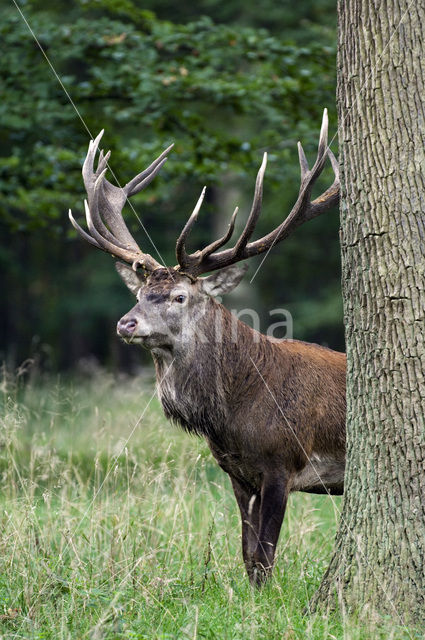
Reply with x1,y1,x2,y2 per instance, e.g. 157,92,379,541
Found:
69,110,345,584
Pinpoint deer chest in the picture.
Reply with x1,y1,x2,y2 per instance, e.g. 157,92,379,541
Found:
206,439,263,490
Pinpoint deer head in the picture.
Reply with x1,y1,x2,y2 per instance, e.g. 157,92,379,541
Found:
69,110,339,355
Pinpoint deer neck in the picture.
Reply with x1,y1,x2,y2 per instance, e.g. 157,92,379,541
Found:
152,301,266,440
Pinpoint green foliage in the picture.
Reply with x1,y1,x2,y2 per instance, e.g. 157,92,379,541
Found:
1,3,336,230
0,374,420,638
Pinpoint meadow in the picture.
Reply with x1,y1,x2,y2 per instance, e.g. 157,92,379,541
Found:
0,367,419,639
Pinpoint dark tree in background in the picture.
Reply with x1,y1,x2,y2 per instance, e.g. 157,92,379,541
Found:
312,0,425,623
0,0,341,372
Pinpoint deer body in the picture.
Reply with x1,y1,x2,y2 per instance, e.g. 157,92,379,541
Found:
154,301,346,491
69,110,344,583
115,268,346,581
159,313,346,492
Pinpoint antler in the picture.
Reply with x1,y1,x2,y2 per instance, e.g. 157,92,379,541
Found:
175,109,339,277
69,130,173,272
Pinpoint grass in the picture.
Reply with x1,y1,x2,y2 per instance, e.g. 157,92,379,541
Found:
0,367,420,639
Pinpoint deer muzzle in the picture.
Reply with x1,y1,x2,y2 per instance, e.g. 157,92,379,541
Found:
117,317,140,340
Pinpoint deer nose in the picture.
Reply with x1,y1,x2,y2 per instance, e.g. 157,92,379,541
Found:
117,317,138,337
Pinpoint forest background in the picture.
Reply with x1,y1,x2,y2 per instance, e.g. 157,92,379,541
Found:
0,0,340,373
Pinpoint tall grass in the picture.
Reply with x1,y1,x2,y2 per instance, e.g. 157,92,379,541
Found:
0,368,420,639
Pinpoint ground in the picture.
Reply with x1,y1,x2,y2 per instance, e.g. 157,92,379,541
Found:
0,369,418,639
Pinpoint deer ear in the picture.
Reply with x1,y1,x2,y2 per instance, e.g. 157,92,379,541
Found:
115,262,146,296
201,263,248,297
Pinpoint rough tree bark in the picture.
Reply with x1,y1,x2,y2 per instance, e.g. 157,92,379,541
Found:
310,0,425,624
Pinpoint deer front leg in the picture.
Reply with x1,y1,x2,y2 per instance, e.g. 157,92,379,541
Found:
251,473,289,586
229,477,261,580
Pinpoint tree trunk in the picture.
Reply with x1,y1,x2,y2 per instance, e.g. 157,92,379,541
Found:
311,0,425,623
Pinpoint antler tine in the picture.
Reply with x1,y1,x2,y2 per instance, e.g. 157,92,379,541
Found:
97,149,111,176
126,144,174,196
82,130,104,189
175,186,207,269
69,209,103,249
328,148,339,182
297,109,329,189
296,110,329,199
317,107,329,160
304,147,340,219
298,142,309,181
200,206,239,259
234,152,268,256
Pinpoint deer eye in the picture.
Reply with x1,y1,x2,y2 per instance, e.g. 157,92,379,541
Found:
174,294,186,304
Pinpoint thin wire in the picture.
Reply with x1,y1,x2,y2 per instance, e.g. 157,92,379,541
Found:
11,0,169,271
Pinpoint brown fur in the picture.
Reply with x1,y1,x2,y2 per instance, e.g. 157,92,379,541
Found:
155,302,346,489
